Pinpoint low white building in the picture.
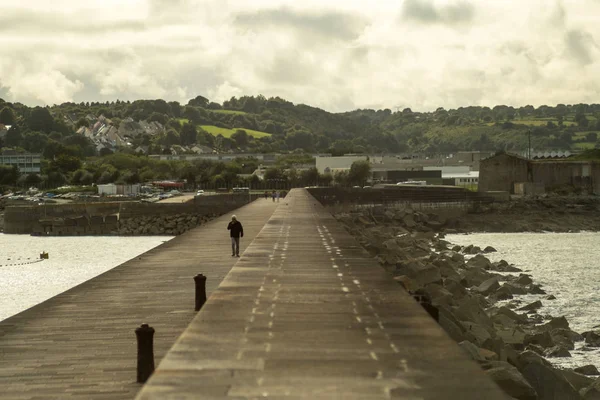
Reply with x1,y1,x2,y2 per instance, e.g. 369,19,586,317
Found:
315,155,368,174
97,184,141,196
423,166,479,186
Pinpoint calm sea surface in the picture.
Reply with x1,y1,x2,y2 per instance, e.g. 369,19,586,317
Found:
0,234,173,321
447,232,600,370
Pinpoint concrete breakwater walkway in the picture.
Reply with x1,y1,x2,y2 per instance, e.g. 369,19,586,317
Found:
136,189,506,399
0,199,277,399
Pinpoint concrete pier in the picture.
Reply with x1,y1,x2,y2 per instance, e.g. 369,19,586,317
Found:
0,199,277,399
136,190,506,399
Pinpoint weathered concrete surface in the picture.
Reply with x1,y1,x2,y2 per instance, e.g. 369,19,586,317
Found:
136,189,507,399
0,198,277,400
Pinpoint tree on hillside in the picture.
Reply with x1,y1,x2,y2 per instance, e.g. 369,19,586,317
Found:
285,130,314,151
0,107,16,125
180,123,198,146
4,126,23,147
348,160,371,186
586,132,598,142
231,129,249,147
27,106,55,133
183,106,206,124
168,101,182,117
0,165,19,186
51,154,82,173
76,117,90,128
22,132,48,153
188,95,209,108
196,127,215,147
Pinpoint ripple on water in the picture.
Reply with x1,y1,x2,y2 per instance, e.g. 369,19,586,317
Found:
447,232,600,370
0,234,173,321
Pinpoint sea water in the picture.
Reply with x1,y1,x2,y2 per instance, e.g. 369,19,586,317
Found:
0,234,173,321
446,232,600,370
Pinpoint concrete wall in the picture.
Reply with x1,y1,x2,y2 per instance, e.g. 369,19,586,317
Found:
479,153,529,193
307,186,492,206
4,194,257,235
531,161,600,193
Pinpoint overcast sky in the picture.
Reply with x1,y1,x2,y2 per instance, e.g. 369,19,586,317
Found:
0,0,599,112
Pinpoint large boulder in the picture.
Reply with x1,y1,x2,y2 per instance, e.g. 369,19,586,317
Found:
550,328,582,350
524,331,556,349
575,365,600,376
491,259,523,273
444,279,469,299
583,331,600,347
518,351,581,400
518,300,543,312
497,328,527,349
412,263,442,287
454,296,494,328
491,285,515,301
484,362,537,400
438,306,467,343
458,340,492,361
422,283,454,307
483,246,497,253
503,282,529,295
475,277,501,296
467,254,493,269
544,345,572,358
460,321,493,347
580,377,600,399
516,274,534,286
561,370,595,392
539,316,570,331
461,267,495,288
489,306,528,324
433,258,461,280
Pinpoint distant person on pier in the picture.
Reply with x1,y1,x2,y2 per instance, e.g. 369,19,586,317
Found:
264,191,268,200
276,191,280,202
271,190,276,202
227,215,244,257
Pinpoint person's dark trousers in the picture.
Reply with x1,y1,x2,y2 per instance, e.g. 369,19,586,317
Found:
231,236,240,256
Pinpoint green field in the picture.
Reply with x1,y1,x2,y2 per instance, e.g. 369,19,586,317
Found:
513,119,577,127
200,125,271,138
209,109,248,115
573,142,597,150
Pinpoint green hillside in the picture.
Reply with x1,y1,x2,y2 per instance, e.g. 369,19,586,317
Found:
199,125,271,138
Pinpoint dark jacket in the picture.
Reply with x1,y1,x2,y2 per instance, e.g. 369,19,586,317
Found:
227,220,244,238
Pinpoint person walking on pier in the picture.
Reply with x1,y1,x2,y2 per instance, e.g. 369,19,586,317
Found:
227,215,244,257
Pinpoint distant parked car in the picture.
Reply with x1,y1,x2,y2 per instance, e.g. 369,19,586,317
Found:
195,190,205,197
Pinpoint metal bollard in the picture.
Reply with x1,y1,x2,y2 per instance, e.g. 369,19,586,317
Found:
135,323,155,383
194,274,207,311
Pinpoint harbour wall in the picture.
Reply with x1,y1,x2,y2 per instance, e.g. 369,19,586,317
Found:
3,194,259,235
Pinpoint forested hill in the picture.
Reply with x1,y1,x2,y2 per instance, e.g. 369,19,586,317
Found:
1,95,600,158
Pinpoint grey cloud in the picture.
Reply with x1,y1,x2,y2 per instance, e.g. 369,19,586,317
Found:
234,7,367,41
0,9,147,34
401,0,475,25
550,0,567,27
258,53,316,85
565,29,596,65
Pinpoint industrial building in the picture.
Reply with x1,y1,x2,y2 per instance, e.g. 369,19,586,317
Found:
479,152,599,194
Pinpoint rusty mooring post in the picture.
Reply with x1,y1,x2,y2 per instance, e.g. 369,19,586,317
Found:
135,323,155,383
194,274,207,311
